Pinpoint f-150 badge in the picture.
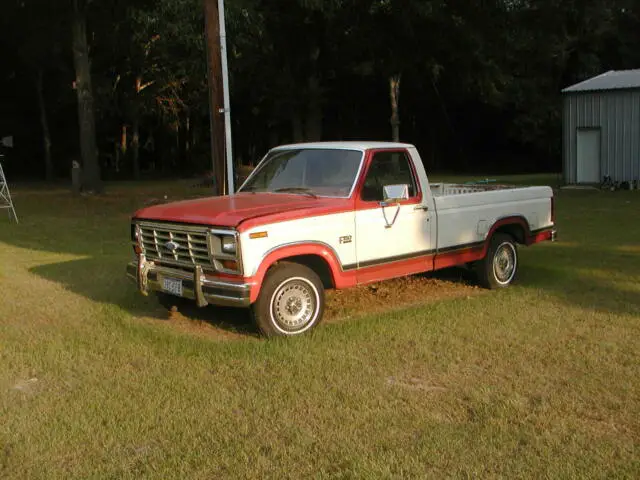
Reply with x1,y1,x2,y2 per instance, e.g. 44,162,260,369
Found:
339,235,352,244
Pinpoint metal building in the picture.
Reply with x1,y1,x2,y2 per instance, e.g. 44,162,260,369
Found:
562,69,640,184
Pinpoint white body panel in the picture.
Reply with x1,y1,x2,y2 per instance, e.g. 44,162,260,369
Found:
240,211,356,276
355,204,433,264
433,186,553,249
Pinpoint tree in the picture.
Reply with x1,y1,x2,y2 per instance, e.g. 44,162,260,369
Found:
72,0,102,192
0,0,68,180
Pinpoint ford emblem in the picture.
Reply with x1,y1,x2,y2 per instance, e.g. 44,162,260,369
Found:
165,241,180,253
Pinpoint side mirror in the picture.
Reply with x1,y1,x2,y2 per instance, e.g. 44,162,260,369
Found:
382,184,409,203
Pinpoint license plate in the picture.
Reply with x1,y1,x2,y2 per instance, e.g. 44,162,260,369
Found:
162,277,183,296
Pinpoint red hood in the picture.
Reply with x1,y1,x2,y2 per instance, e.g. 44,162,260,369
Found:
133,192,351,229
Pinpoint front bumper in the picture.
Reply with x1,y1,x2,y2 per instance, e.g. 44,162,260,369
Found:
126,255,251,308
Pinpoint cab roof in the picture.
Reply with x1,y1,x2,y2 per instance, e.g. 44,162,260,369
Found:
270,141,415,151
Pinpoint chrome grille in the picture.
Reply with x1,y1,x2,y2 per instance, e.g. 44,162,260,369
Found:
138,223,211,266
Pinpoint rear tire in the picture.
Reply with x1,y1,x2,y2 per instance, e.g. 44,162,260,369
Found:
476,233,518,289
252,262,325,337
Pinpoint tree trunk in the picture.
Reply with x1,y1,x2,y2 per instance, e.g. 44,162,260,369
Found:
120,124,127,158
305,75,323,141
291,109,304,142
114,140,120,173
71,0,102,193
36,69,53,181
389,73,401,142
131,76,142,180
132,118,140,180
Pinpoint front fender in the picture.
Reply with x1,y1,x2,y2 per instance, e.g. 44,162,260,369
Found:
248,242,354,303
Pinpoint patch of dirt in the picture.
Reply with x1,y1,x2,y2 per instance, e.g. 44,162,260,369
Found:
11,378,40,395
386,376,448,393
323,270,483,324
144,268,483,340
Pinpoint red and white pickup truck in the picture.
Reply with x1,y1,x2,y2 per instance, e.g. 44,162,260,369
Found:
127,142,556,336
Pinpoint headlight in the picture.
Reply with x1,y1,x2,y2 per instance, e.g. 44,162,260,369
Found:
130,223,141,254
221,235,237,254
130,223,138,243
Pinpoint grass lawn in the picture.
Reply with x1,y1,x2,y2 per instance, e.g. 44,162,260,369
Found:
0,177,638,478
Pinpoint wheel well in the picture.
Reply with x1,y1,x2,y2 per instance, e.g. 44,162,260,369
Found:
270,255,335,289
494,223,526,244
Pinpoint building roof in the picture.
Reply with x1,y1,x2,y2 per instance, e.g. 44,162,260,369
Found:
271,141,415,151
562,69,640,93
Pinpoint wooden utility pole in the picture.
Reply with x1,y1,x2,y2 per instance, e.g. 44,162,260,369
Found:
203,0,226,196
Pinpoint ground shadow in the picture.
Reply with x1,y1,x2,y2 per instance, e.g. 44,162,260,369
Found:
27,240,640,339
516,243,640,317
29,257,258,337
6,186,639,330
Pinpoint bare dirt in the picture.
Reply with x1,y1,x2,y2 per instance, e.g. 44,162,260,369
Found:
323,270,482,325
156,269,483,339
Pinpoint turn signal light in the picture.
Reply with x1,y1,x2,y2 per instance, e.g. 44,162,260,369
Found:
221,260,238,271
249,231,268,239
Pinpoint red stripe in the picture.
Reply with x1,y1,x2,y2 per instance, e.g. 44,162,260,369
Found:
246,243,355,303
355,254,434,285
434,246,484,270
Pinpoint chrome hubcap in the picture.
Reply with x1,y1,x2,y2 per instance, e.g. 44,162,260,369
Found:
493,243,517,284
271,279,317,332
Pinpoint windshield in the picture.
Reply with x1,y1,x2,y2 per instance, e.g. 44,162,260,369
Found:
239,148,364,198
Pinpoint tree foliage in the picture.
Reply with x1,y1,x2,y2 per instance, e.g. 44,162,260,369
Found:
1,0,639,179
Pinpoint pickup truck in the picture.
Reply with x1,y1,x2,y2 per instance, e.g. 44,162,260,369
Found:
127,142,556,336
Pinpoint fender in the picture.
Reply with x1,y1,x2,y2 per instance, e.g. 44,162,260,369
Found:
482,216,532,254
248,242,356,303
433,216,532,270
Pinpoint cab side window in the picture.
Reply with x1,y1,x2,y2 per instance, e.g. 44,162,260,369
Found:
361,151,418,202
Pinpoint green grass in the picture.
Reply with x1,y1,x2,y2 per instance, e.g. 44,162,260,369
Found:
1,179,639,478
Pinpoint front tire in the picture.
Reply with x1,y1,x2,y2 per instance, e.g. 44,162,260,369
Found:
476,233,518,289
252,262,325,337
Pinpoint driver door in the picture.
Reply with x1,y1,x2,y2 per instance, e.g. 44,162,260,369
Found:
354,149,433,284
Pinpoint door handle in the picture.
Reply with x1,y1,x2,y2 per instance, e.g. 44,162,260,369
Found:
414,205,429,211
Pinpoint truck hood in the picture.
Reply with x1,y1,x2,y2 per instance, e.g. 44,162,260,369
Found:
133,192,350,229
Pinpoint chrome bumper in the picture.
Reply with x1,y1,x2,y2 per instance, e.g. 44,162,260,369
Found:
126,255,251,308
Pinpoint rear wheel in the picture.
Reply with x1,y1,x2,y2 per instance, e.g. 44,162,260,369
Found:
252,262,325,337
476,233,518,289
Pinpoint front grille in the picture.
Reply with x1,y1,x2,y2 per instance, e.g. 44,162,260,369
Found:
138,223,211,266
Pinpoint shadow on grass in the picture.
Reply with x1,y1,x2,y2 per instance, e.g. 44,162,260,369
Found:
25,241,640,339
29,257,258,337
5,185,639,333
517,243,640,317
427,266,479,285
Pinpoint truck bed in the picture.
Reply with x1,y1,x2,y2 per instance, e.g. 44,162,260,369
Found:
430,184,554,251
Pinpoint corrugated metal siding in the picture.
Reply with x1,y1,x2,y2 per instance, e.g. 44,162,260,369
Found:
563,90,640,183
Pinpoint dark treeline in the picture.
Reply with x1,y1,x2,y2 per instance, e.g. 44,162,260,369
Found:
0,0,639,183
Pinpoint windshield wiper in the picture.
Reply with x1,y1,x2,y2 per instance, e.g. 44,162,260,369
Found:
273,187,317,198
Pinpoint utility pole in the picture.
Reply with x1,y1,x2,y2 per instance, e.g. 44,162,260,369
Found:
203,0,234,195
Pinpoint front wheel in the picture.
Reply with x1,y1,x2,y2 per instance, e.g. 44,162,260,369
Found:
252,262,325,337
476,233,518,289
